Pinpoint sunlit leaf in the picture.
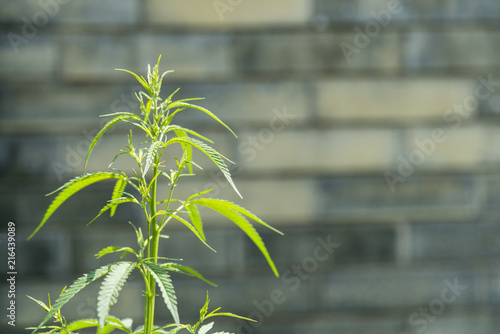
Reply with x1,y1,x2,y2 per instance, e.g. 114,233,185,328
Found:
161,263,216,287
84,114,141,173
142,261,179,325
31,262,124,333
166,137,241,198
29,172,126,240
97,262,136,328
189,198,281,277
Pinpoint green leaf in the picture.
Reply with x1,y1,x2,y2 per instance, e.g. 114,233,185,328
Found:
166,137,241,198
161,263,217,287
67,319,99,331
186,189,214,202
185,202,205,241
142,261,179,325
165,125,213,144
167,101,236,138
31,262,122,334
194,199,283,235
110,178,127,216
95,246,138,259
116,68,150,94
134,324,183,334
168,214,216,252
199,292,210,320
28,172,125,240
198,322,214,334
206,311,256,322
173,129,194,174
143,140,163,177
89,197,138,225
166,87,180,103
67,316,134,334
164,327,185,334
97,262,136,329
26,295,50,312
84,114,141,173
189,198,280,277
114,317,134,333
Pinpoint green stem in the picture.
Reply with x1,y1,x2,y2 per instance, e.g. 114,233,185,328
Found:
145,166,159,334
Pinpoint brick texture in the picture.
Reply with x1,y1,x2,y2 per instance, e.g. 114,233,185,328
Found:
239,129,398,172
319,175,480,221
0,35,57,81
138,34,233,80
403,30,500,72
315,0,500,23
146,0,312,28
3,2,500,334
234,32,400,75
317,79,474,123
62,35,139,82
404,126,484,169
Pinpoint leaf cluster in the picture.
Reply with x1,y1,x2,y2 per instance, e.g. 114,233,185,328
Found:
28,56,282,334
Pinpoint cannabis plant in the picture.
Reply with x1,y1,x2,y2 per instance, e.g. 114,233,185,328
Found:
28,56,282,334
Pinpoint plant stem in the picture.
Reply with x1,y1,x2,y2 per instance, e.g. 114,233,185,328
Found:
145,165,159,334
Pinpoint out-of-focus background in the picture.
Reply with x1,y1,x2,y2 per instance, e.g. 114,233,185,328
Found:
2,0,500,333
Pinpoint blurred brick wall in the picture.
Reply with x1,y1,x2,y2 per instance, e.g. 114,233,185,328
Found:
2,0,500,333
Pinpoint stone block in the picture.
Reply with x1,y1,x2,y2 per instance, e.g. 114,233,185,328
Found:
72,229,138,274
317,79,473,123
319,175,479,221
479,90,500,119
62,35,139,82
483,175,500,211
290,315,403,334
0,84,154,138
0,85,127,127
488,270,500,305
245,275,317,314
414,312,499,334
225,178,317,225
16,233,71,277
314,0,500,25
481,126,500,167
314,0,403,24
234,32,399,75
165,177,317,226
403,30,500,72
0,35,57,80
162,81,310,124
157,228,243,277
239,129,398,173
245,225,395,271
138,34,232,80
146,0,312,28
3,136,60,175
0,137,13,175
0,0,139,25
404,126,483,170
412,222,500,261
401,0,500,22
16,180,142,228
324,268,474,309
58,0,139,24
0,184,17,222
0,0,46,22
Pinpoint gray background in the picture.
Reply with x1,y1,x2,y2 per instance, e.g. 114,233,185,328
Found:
2,0,500,333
